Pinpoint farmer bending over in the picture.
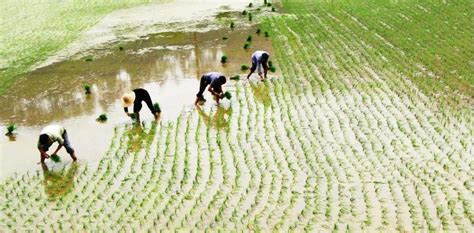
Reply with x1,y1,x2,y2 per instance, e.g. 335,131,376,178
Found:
121,88,159,122
246,50,270,81
37,125,77,164
195,72,227,105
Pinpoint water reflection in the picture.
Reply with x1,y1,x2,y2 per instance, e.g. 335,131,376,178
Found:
251,82,272,108
41,163,78,200
126,120,159,153
196,105,233,130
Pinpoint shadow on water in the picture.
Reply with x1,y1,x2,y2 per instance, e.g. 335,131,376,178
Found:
41,163,79,200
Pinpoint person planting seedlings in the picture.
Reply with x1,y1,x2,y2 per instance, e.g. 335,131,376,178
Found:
195,72,227,105
37,124,77,164
121,88,160,122
246,50,270,81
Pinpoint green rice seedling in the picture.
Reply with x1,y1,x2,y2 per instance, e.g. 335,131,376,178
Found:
224,91,232,99
242,10,247,15
269,66,276,72
267,3,272,7
248,3,253,7
50,154,61,163
256,28,261,34
272,6,275,11
246,35,252,42
243,43,250,49
5,124,16,135
230,75,240,80
248,13,253,21
230,22,234,29
153,103,161,113
241,65,249,71
264,31,270,37
221,55,228,63
264,0,267,4
84,83,91,94
268,60,273,67
222,36,228,40
84,56,93,62
119,46,124,51
130,113,137,120
96,113,108,122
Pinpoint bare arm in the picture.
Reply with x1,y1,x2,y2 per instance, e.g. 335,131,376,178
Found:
38,147,49,163
52,144,63,155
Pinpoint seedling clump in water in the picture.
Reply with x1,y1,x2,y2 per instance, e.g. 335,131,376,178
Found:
242,10,247,15
272,7,275,12
84,56,93,62
5,124,16,136
221,55,228,64
222,37,228,40
230,75,240,80
96,114,108,122
243,43,250,49
224,91,232,99
50,154,61,163
241,65,249,71
247,35,252,42
264,31,270,37
248,13,253,21
256,29,261,34
84,84,92,94
248,3,253,7
230,22,234,29
153,103,161,113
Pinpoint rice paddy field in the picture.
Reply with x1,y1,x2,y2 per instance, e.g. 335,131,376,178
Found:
1,0,473,232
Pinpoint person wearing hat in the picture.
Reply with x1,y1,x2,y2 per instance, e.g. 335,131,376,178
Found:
195,72,227,105
246,50,270,81
37,124,77,164
121,88,159,122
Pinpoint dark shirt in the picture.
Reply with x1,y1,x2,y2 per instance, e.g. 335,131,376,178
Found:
124,88,150,113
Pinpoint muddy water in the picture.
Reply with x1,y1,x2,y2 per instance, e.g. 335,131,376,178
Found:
0,25,274,179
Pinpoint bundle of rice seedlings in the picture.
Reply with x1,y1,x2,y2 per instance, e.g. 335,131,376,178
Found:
230,22,235,29
241,65,249,71
264,31,270,37
50,154,61,163
224,91,232,99
5,124,16,136
84,56,93,62
230,75,240,80
84,84,92,94
243,43,250,49
247,35,252,42
96,114,108,122
153,103,161,113
221,55,228,63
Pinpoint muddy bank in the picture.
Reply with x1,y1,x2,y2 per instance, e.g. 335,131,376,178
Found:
0,25,275,179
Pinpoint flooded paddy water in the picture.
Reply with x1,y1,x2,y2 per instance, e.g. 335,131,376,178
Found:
0,25,274,179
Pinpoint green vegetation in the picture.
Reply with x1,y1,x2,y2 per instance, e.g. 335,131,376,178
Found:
153,103,161,113
241,64,249,70
264,31,270,37
242,10,247,15
220,55,228,63
0,0,472,231
84,84,92,94
119,46,124,51
96,114,108,122
0,0,152,96
256,28,261,34
50,154,61,163
246,35,253,42
5,124,17,135
222,36,229,40
243,43,250,49
224,91,232,99
248,13,253,21
248,3,253,8
84,56,93,62
230,22,235,29
230,75,240,80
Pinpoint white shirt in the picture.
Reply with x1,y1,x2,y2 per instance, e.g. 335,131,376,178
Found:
251,51,269,73
40,125,65,145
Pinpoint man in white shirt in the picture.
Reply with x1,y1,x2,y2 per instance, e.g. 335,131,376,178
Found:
246,50,270,81
37,125,77,163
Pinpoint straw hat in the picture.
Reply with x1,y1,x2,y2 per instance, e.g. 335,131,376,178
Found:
121,92,136,107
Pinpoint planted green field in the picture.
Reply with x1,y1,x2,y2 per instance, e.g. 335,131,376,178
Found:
1,0,473,231
0,0,151,95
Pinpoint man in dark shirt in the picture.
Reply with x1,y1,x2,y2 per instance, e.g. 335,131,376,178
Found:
195,72,227,105
121,88,159,122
